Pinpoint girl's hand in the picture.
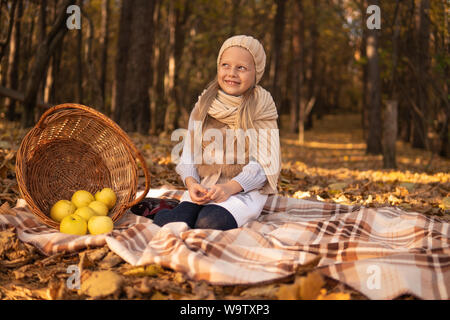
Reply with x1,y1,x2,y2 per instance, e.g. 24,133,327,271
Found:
206,180,243,203
185,177,210,205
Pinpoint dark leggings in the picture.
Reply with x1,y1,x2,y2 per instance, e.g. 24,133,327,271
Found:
152,201,238,231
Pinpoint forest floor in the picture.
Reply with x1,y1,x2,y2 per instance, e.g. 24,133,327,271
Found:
0,113,449,300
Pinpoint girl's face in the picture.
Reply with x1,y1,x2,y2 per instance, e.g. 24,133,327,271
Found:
218,46,256,96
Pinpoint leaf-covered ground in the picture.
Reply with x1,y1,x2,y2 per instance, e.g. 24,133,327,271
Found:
0,113,449,300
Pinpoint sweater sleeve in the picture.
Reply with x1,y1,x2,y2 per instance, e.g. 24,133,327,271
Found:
175,113,200,187
231,159,267,193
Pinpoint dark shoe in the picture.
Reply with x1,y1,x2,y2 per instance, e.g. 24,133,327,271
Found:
130,198,179,218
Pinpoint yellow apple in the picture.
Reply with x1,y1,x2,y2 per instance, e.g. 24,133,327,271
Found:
74,206,96,221
88,201,109,216
60,214,87,235
88,215,114,235
95,188,117,209
71,190,95,208
50,200,76,222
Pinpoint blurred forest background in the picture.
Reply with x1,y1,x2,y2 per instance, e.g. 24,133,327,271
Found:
0,0,448,166
0,0,449,301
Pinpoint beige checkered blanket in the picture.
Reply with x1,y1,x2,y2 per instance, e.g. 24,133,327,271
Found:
0,188,449,300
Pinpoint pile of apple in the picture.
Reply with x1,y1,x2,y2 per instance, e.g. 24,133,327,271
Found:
50,188,117,236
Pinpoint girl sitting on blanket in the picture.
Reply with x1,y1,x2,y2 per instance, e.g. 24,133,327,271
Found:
153,35,281,230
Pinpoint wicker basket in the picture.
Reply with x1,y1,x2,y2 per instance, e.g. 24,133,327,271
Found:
15,103,151,229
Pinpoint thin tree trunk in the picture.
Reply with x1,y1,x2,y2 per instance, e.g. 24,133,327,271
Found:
412,0,430,150
99,0,110,114
82,8,104,111
365,0,382,155
114,0,155,133
292,0,305,143
382,0,401,169
0,0,17,62
360,0,368,141
21,0,75,128
5,0,23,121
270,0,286,118
383,100,398,168
112,0,133,122
164,0,177,133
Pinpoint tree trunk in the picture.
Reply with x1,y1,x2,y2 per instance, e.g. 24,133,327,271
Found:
112,0,132,123
365,0,382,155
82,8,104,111
305,0,319,131
382,0,401,169
163,0,177,133
21,0,75,128
0,0,17,62
76,22,83,103
5,0,22,121
382,100,398,169
113,0,155,133
360,0,368,141
270,0,286,118
412,0,430,150
174,0,191,126
99,0,110,114
292,0,305,143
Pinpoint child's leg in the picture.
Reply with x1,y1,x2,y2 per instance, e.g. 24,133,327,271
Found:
194,205,238,231
153,201,202,228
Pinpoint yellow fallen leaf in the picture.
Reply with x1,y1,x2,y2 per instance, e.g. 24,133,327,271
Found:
276,271,326,300
123,264,164,277
298,271,325,300
316,288,351,300
443,197,450,210
151,291,169,300
275,282,299,300
328,183,348,194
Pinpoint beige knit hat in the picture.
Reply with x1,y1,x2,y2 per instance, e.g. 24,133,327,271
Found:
217,35,267,84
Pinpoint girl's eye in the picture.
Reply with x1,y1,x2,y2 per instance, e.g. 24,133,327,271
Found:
238,66,247,71
222,63,230,68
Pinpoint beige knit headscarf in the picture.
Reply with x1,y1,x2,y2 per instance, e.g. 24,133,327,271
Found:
217,35,267,84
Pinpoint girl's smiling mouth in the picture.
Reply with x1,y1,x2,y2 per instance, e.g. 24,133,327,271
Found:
225,80,240,86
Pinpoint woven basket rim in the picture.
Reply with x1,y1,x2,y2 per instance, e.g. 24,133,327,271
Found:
15,103,151,229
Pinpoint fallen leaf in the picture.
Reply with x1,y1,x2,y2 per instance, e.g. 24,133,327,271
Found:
80,270,123,298
316,288,351,300
298,271,325,300
151,291,169,300
240,284,278,298
328,183,348,194
399,182,416,192
123,264,164,277
276,271,326,300
442,197,450,210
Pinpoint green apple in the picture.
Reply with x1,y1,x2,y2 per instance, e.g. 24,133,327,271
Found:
88,201,109,216
74,206,96,221
60,214,87,235
50,200,76,222
95,188,117,209
71,190,95,208
88,215,114,235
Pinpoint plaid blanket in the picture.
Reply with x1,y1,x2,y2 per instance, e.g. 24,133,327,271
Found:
0,188,449,300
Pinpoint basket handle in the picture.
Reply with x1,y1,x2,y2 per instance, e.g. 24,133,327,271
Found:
36,103,105,129
123,143,151,209
36,103,151,207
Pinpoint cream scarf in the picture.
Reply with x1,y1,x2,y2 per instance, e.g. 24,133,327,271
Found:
190,85,281,195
